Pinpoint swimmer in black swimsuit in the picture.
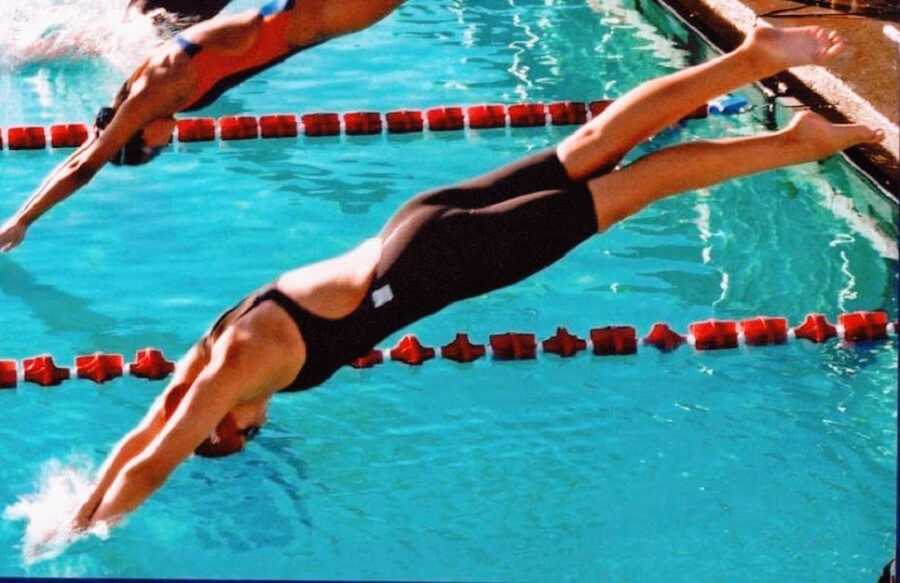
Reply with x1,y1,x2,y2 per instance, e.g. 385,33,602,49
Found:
73,26,883,528
0,0,405,252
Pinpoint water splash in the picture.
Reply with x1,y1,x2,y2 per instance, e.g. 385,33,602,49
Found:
3,457,111,566
0,0,187,72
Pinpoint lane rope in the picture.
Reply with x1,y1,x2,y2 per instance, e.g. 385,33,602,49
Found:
0,310,893,388
0,95,752,151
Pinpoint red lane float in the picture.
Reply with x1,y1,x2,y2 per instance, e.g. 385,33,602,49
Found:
740,317,788,346
7,127,47,150
177,118,216,142
129,348,175,380
792,314,837,343
839,311,888,342
219,116,259,140
588,100,613,117
390,335,435,365
508,103,547,127
441,333,486,363
349,349,384,369
386,110,425,134
591,326,637,355
467,105,507,129
0,361,17,389
548,101,587,125
643,323,686,352
50,124,89,148
23,355,70,387
2,311,893,387
301,113,341,136
344,112,382,135
75,353,125,384
426,107,465,131
259,114,298,138
541,327,586,357
690,320,739,350
490,333,537,360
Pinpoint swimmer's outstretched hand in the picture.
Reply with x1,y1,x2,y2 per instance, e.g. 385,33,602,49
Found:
0,218,27,252
71,497,97,532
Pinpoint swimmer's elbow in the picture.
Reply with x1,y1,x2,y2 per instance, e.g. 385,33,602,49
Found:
69,159,102,186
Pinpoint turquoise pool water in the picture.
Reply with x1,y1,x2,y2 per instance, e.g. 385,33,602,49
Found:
0,0,896,580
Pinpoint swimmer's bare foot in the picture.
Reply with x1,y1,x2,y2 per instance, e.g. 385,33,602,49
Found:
784,111,884,159
743,25,845,74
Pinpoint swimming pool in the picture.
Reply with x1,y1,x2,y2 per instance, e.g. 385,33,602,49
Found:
0,0,896,580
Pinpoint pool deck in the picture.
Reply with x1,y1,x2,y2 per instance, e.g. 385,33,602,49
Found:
652,0,899,200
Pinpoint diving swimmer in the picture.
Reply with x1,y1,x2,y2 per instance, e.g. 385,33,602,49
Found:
0,0,405,252
68,26,883,529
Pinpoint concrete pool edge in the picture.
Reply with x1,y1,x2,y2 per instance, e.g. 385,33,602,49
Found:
638,0,899,204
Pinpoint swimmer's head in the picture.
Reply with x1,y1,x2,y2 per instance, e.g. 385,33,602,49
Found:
194,411,263,458
163,384,269,458
94,107,175,166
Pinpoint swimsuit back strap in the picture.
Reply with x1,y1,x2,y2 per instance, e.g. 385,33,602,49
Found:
260,0,295,17
253,287,314,331
175,35,203,57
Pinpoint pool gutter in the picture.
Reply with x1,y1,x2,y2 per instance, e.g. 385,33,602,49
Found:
638,0,899,205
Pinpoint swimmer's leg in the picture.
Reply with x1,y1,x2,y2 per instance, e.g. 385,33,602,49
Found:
73,344,210,527
376,115,876,318
586,112,882,231
558,26,846,180
312,0,405,37
379,148,579,238
418,26,844,214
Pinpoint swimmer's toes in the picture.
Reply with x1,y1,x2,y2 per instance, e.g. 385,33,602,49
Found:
747,26,845,71
788,112,882,155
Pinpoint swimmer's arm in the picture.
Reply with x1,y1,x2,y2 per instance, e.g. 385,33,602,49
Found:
73,344,210,529
0,86,177,251
87,328,283,524
73,396,166,529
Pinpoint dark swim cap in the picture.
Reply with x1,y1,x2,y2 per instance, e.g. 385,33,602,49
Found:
162,384,259,458
94,106,163,166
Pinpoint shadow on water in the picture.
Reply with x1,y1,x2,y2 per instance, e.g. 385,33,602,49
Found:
0,256,180,354
212,134,405,215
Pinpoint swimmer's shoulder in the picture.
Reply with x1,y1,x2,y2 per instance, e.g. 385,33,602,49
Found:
277,238,382,320
122,44,196,106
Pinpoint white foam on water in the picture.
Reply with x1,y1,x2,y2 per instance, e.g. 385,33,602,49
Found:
3,457,111,566
0,0,186,71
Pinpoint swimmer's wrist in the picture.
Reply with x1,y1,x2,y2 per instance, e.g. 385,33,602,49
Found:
13,211,34,229
2,214,24,230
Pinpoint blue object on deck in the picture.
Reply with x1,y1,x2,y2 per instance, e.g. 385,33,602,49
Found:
708,94,750,115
